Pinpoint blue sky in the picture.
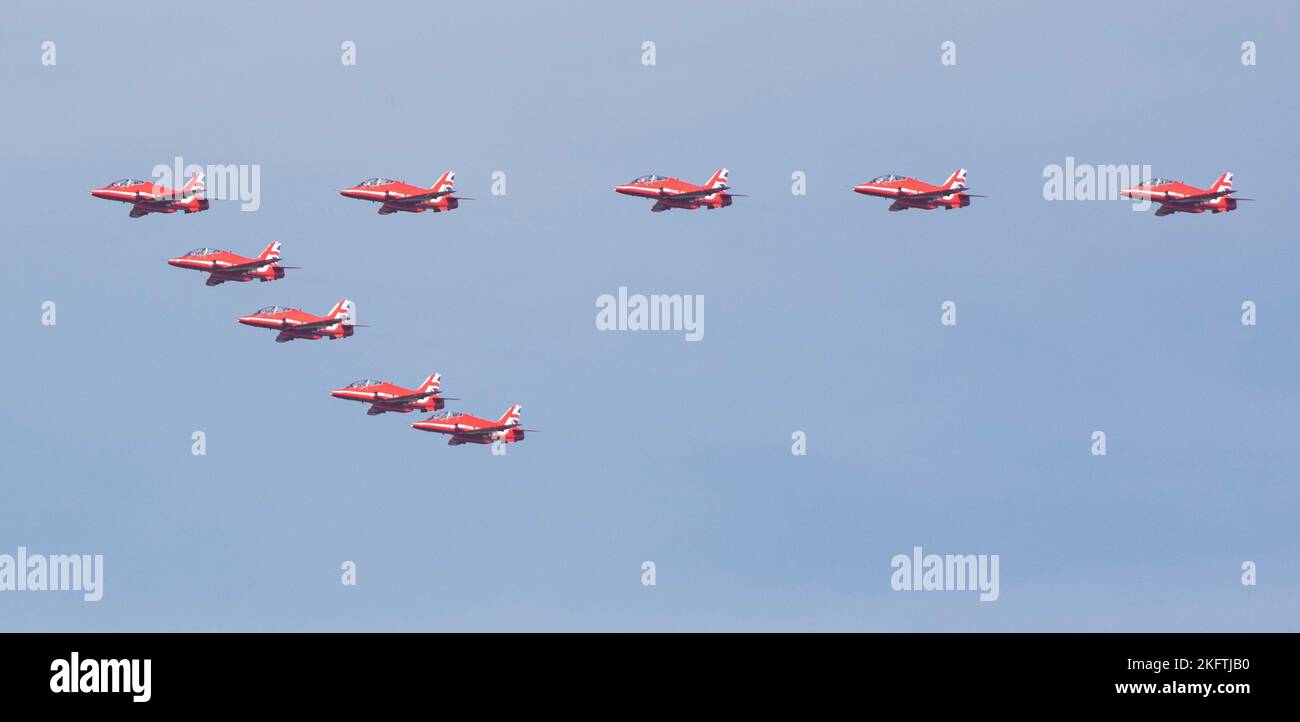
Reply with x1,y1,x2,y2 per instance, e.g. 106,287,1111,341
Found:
1,0,1297,630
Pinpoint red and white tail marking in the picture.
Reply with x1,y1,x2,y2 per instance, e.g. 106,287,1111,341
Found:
1210,172,1233,193
327,299,356,325
257,241,282,261
432,171,455,192
419,373,442,394
180,172,206,198
943,168,968,190
498,404,522,427
704,168,729,189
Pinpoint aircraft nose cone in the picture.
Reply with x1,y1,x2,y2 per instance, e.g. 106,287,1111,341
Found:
237,316,257,326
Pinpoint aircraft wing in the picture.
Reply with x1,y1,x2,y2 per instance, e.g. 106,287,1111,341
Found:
1159,189,1235,204
663,185,731,200
452,424,512,437
284,317,342,331
220,258,281,273
901,187,972,201
457,424,534,436
387,189,456,203
136,188,192,202
380,390,442,404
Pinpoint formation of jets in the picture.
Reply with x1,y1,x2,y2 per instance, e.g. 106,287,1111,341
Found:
332,374,530,445
92,161,1253,451
97,169,531,449
91,167,1252,219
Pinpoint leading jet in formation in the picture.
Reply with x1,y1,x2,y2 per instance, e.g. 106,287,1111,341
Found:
411,405,532,446
167,242,294,286
852,168,982,211
91,173,208,218
614,168,742,212
339,171,467,215
331,374,451,415
1120,172,1249,216
238,299,359,343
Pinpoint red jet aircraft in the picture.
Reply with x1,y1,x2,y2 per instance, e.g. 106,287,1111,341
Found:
852,168,983,211
331,374,451,415
91,173,208,218
238,299,359,343
411,404,532,446
1120,172,1250,216
167,242,295,286
614,169,742,212
339,171,467,215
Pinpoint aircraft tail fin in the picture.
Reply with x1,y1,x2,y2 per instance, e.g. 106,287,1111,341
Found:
256,241,282,262
704,168,729,189
419,373,442,394
327,299,356,326
432,171,455,193
181,172,206,199
942,168,969,190
1210,172,1233,193
498,404,522,427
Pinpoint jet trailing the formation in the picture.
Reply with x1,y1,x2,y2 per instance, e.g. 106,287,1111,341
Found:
614,168,743,212
852,168,983,211
167,242,295,286
339,171,468,215
91,173,208,218
1120,172,1250,216
411,404,533,446
331,374,453,415
238,299,360,343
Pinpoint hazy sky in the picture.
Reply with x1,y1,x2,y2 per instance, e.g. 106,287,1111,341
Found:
1,0,1297,630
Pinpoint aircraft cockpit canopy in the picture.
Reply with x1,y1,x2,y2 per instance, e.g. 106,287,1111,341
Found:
631,174,669,183
357,178,396,187
429,410,459,419
255,305,296,314
1137,178,1177,187
871,174,912,183
107,179,148,187
346,379,388,388
185,247,221,256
